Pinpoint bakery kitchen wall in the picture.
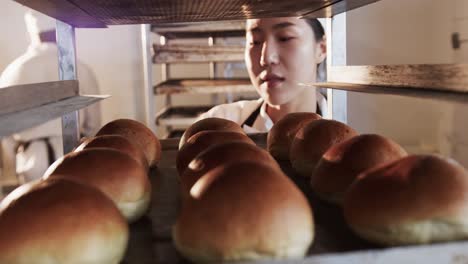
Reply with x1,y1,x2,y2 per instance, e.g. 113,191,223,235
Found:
452,0,468,167
345,0,468,167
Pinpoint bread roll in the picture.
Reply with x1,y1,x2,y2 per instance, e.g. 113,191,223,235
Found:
180,142,278,202
0,178,128,264
176,130,255,175
344,155,468,245
179,117,245,149
312,134,407,205
174,161,313,263
290,119,358,178
267,112,321,160
43,148,151,223
76,135,148,171
96,119,161,167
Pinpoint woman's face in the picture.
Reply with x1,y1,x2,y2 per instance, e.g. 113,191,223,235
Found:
245,17,326,106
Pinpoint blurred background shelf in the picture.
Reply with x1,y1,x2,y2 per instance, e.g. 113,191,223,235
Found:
151,21,246,39
150,18,254,138
155,105,214,127
153,44,244,64
154,78,253,95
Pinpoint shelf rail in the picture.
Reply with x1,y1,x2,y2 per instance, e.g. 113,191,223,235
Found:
56,20,79,154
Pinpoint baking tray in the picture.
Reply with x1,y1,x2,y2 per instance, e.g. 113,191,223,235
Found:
3,134,468,263
121,134,380,263
123,134,468,263
155,105,214,127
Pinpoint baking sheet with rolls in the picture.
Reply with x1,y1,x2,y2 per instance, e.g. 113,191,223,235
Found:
123,134,383,264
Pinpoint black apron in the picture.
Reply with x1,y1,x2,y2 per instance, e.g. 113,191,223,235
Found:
241,101,322,128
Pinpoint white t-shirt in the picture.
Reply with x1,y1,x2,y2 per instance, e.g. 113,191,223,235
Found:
0,42,101,182
198,91,328,133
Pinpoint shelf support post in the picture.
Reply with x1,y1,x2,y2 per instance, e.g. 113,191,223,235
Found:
56,20,80,154
327,13,348,123
140,24,157,133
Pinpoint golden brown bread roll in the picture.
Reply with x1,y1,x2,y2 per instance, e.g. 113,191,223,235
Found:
267,112,321,161
0,178,128,264
43,148,151,223
311,134,407,205
290,119,358,178
176,130,255,175
179,117,245,150
344,155,468,246
180,141,278,202
96,119,161,167
75,135,148,171
174,161,313,263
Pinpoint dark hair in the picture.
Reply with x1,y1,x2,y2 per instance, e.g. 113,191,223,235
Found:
305,18,325,42
304,18,327,98
304,18,327,87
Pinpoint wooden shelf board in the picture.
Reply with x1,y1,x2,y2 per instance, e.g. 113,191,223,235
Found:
154,78,254,95
327,64,468,93
151,21,246,39
155,105,213,126
153,44,244,64
315,82,468,103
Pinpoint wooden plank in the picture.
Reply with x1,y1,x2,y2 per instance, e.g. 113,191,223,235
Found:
13,0,106,28
155,105,213,127
153,44,244,64
0,81,78,115
151,21,246,39
155,30,245,39
0,95,108,137
327,64,468,92
154,78,254,95
157,117,197,127
313,82,468,104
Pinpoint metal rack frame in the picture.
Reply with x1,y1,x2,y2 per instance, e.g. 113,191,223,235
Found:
56,20,80,153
